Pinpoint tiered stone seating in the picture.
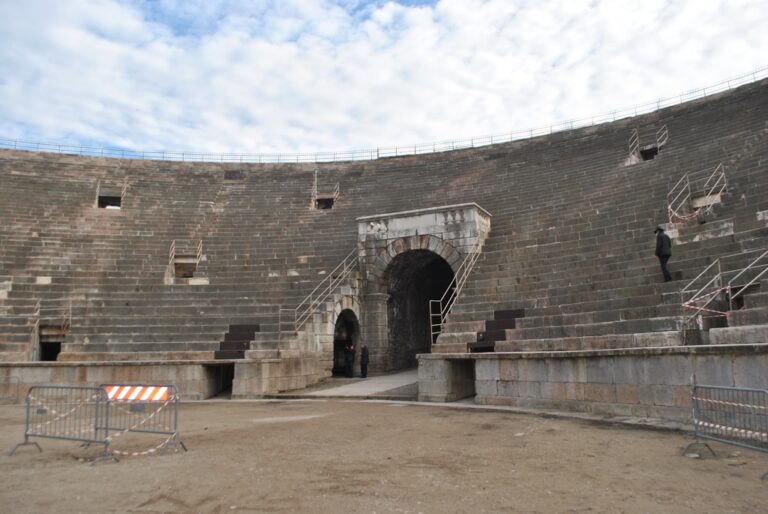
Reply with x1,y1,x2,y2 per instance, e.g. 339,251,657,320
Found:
437,79,768,353
0,77,766,367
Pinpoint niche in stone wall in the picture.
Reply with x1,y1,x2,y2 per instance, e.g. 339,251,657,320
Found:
95,179,128,210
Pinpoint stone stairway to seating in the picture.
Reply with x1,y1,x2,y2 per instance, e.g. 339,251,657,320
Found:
215,323,260,360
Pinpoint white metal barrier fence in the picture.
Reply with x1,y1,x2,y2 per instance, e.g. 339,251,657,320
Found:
683,375,768,479
9,384,187,460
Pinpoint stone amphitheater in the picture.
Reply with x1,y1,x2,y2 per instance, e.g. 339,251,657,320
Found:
0,77,767,424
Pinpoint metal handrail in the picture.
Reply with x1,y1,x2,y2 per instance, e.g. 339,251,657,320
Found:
628,129,639,157
656,124,669,148
728,249,768,310
702,162,726,192
429,238,484,344
29,300,41,360
280,248,358,342
38,299,73,331
681,259,723,324
120,178,128,205
668,163,727,224
682,248,768,325
667,173,691,223
1,66,765,164
311,170,340,207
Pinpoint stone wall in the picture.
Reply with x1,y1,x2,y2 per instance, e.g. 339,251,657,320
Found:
419,344,768,422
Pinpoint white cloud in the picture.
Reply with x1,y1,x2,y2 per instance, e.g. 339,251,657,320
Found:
0,0,766,154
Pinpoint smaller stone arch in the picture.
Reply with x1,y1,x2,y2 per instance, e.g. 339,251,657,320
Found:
332,308,361,377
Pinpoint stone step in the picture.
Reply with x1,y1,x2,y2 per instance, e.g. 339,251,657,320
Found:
494,331,682,351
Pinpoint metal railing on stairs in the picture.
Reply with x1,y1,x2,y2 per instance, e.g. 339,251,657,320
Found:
628,129,640,157
629,124,669,159
656,124,669,148
28,300,41,361
727,248,768,310
310,170,340,209
278,248,358,346
429,238,484,344
681,248,768,331
668,163,727,224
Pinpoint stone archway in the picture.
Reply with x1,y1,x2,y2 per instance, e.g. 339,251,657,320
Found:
356,204,492,374
385,249,455,370
332,309,360,377
361,235,462,373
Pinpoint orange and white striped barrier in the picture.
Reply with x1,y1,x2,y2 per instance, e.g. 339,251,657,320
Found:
104,385,170,402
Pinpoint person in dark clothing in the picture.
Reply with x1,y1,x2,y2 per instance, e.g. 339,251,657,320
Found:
344,343,355,378
360,342,369,378
654,226,673,282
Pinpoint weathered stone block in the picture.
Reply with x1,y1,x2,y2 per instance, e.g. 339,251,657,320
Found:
732,354,768,389
645,355,690,385
586,357,615,383
475,359,499,380
475,379,497,396
615,384,640,404
517,359,547,381
583,383,616,403
499,359,519,380
692,355,734,386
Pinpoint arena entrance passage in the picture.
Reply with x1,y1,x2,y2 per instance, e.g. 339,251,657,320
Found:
386,250,455,370
356,204,492,374
332,309,360,377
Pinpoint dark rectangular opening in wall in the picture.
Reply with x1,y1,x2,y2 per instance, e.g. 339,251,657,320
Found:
205,363,235,398
315,197,334,210
39,342,61,361
639,146,659,161
98,195,122,209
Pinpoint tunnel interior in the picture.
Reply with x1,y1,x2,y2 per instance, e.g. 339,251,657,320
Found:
332,309,360,377
386,249,455,371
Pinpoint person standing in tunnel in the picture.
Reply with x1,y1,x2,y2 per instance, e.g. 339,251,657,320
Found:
344,342,355,378
360,342,369,378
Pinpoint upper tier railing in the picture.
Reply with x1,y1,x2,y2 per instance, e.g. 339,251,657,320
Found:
1,66,766,164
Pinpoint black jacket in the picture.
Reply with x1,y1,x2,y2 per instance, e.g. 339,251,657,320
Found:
360,346,369,365
655,232,672,257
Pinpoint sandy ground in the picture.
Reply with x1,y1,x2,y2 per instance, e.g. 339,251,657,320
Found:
0,400,766,513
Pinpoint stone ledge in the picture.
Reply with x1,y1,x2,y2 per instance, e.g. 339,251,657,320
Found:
0,358,271,368
418,343,768,360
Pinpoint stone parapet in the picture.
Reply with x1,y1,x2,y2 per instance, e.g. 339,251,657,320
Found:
418,344,768,422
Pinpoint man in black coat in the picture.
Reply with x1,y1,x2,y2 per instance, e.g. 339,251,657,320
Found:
655,226,673,282
344,343,355,378
360,342,369,378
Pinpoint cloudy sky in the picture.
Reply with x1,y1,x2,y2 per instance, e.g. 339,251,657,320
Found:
0,0,766,155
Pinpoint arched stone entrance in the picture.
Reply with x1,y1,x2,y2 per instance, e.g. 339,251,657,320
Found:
332,309,360,377
356,204,492,374
385,250,455,370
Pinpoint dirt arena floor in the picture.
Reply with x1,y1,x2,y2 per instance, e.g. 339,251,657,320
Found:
1,399,766,513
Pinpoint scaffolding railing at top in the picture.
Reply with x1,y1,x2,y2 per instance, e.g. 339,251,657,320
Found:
1,66,766,165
